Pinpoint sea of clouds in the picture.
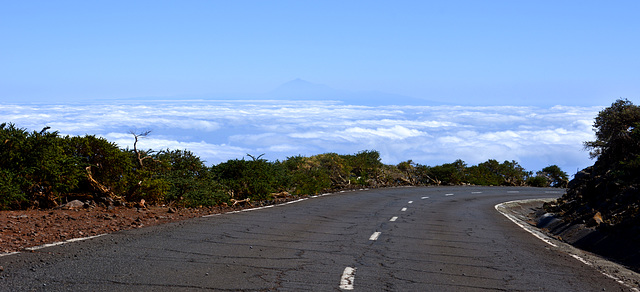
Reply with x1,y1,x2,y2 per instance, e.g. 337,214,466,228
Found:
1,100,602,176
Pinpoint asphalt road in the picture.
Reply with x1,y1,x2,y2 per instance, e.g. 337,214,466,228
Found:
0,186,635,291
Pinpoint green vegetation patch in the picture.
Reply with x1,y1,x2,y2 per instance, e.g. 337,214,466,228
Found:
0,122,566,210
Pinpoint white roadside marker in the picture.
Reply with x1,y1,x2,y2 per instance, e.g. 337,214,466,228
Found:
369,232,381,241
339,267,356,290
390,216,398,222
408,201,413,204
401,207,407,212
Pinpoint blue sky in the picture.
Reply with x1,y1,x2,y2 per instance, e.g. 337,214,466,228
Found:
2,1,639,105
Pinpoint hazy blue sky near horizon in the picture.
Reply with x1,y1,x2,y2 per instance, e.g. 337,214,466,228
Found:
2,0,639,106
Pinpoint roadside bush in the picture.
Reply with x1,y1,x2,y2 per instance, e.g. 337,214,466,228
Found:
0,169,27,210
0,121,573,210
156,149,229,206
426,159,467,185
301,153,349,187
282,155,331,195
526,175,549,187
0,123,84,208
63,135,133,196
213,154,284,200
345,150,382,184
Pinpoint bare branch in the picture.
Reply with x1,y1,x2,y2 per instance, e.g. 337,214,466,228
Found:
130,130,154,169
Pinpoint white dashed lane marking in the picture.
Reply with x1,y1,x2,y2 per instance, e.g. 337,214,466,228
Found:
401,207,407,212
421,196,429,199
339,267,356,290
445,193,454,196
390,216,398,222
369,232,381,241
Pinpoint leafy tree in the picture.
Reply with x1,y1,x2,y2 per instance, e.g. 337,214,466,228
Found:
466,160,504,186
427,159,467,185
413,163,441,185
465,159,530,186
526,175,549,187
539,165,569,188
397,160,416,184
554,99,640,232
498,160,531,186
584,99,640,161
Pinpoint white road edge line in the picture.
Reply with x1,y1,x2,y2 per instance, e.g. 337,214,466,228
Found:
203,190,356,218
494,201,557,247
0,251,20,257
369,232,381,241
24,234,106,251
339,267,356,290
1,189,360,257
496,199,640,292
390,216,398,222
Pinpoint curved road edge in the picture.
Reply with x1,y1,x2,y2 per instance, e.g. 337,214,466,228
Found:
496,199,640,291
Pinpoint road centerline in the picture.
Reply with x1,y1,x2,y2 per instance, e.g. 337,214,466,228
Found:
339,267,356,290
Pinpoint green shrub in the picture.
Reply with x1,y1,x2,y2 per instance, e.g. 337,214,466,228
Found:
213,154,282,200
63,135,133,196
283,155,331,194
427,159,467,185
0,169,27,210
526,175,549,187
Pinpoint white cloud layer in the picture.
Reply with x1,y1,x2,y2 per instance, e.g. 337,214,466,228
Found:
0,100,603,175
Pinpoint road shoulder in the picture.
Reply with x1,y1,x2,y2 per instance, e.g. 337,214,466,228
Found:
496,199,640,291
